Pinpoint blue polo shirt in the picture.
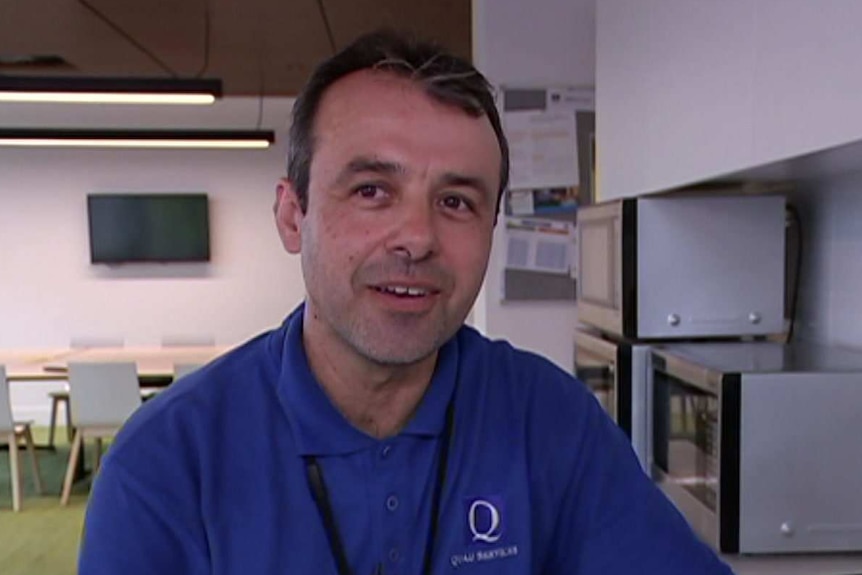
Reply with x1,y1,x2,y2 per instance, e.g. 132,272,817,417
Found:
80,305,733,575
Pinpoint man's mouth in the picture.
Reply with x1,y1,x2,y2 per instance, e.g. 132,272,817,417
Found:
373,285,433,297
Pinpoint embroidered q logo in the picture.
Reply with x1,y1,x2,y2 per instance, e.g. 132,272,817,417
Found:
466,497,503,543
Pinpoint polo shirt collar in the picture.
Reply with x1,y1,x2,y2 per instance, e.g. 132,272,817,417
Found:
276,304,460,456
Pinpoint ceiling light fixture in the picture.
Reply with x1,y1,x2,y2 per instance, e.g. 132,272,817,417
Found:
0,76,223,105
0,128,274,149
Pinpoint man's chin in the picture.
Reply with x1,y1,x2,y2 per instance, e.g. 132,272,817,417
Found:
357,340,442,367
348,325,452,366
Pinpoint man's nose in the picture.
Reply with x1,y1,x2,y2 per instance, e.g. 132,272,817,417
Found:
384,197,439,262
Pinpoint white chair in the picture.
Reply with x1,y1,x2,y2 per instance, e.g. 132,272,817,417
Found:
60,362,141,506
0,365,44,511
47,385,73,449
48,337,123,447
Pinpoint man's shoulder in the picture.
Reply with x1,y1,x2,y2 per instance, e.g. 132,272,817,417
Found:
454,325,594,431
456,324,579,390
108,323,287,454
159,325,283,402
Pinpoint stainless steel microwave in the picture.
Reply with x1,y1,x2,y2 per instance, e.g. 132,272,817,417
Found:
651,342,862,555
577,194,786,339
574,326,653,472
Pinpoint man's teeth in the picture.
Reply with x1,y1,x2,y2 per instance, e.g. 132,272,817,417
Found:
381,286,428,296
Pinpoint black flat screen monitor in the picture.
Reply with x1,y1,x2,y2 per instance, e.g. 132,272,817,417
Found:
87,193,210,263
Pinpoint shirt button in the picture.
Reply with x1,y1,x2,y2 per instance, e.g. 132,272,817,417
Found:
381,444,392,458
388,547,401,563
385,494,399,511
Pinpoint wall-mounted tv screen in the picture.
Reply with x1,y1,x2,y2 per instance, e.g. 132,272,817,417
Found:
87,193,210,264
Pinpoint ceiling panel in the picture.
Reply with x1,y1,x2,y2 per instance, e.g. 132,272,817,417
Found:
0,0,472,96
84,0,206,75
0,0,165,74
323,0,471,61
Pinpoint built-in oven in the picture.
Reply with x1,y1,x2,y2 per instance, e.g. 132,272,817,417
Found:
574,326,653,472
652,342,862,555
577,193,786,340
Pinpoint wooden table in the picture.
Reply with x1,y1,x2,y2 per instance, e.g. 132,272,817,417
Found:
1,345,233,487
2,345,232,383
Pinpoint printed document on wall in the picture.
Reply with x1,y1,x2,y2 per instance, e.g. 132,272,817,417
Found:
504,217,577,278
506,111,578,190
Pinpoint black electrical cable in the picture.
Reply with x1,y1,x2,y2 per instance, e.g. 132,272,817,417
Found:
785,203,803,343
78,0,177,77
194,0,212,77
255,0,266,130
255,77,265,130
315,0,338,55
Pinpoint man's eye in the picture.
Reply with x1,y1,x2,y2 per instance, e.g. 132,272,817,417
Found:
354,184,383,199
441,195,472,211
353,184,384,200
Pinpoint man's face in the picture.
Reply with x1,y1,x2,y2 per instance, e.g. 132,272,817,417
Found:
276,70,501,366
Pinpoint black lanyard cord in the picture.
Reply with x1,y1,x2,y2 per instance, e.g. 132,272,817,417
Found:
304,399,455,575
305,456,353,575
422,399,454,575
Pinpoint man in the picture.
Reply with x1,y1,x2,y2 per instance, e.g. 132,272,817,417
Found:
79,30,733,575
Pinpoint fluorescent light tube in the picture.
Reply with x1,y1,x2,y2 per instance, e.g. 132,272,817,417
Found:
0,77,222,105
0,129,275,150
0,92,216,105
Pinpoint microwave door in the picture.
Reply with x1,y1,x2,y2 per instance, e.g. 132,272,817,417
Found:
576,362,616,416
577,200,632,337
574,330,622,431
575,331,631,438
652,362,723,550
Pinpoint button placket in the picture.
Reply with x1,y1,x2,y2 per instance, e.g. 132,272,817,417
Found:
375,439,413,575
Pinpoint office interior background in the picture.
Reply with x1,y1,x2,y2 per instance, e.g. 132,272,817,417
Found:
4,2,862,574
0,0,860,495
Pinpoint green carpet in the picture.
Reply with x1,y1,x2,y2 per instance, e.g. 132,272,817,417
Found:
0,427,95,575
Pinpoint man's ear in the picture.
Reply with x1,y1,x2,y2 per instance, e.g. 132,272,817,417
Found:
274,178,304,254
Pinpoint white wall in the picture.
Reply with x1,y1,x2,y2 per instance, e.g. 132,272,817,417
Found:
0,97,305,349
1,97,305,423
472,0,595,371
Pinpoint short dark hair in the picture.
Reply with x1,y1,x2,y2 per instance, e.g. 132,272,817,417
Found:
287,29,509,214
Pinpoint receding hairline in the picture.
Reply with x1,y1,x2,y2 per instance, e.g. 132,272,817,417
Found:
312,67,499,143
286,32,510,215
310,67,487,128
307,69,503,194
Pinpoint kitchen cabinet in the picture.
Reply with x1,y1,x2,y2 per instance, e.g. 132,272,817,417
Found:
597,0,862,200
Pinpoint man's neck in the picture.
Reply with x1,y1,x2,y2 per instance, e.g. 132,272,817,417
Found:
302,326,438,439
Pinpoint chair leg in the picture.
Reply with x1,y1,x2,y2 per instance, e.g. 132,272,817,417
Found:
48,396,59,448
61,429,84,506
64,398,74,443
22,426,44,495
8,432,22,512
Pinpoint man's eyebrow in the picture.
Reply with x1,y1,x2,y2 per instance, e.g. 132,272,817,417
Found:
334,157,406,186
333,158,494,200
437,172,493,200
